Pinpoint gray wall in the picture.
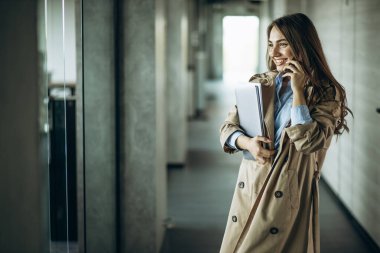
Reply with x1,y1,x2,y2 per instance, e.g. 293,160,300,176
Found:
207,6,223,79
120,0,167,252
0,0,49,252
75,0,85,251
82,0,117,252
166,0,189,164
305,0,380,246
155,0,168,249
81,0,169,252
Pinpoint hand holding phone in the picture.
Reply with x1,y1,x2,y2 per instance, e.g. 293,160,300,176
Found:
281,60,307,93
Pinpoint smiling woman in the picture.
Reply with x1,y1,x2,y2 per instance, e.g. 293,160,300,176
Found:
219,13,352,253
268,26,294,71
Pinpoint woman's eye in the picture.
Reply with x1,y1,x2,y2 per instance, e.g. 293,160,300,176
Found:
280,43,288,47
268,44,273,47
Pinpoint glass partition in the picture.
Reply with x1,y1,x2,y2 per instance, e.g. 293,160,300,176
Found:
43,0,82,252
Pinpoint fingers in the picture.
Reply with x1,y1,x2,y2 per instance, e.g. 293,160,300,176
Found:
282,70,295,79
283,64,297,73
258,148,276,158
253,136,275,158
256,156,267,164
255,136,272,144
287,60,303,72
283,60,305,81
256,156,270,165
248,136,275,163
282,72,294,79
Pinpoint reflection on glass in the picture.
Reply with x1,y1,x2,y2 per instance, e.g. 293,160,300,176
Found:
44,0,80,252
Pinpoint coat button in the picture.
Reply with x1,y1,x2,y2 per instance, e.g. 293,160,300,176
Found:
232,216,238,222
238,182,245,188
274,191,283,198
270,227,279,234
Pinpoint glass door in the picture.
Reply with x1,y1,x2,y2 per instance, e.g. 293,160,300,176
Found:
42,0,82,252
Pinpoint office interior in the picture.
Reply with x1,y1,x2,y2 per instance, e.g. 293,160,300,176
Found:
0,0,379,252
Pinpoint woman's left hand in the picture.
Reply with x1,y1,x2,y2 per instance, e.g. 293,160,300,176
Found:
282,60,307,93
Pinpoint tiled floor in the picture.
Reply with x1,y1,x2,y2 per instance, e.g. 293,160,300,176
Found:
161,79,379,253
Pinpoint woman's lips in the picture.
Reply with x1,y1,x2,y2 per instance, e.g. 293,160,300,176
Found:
273,58,287,66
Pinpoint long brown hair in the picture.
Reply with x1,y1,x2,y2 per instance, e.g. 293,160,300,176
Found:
266,13,352,135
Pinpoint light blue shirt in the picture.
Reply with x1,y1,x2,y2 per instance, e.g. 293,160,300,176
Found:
227,74,312,154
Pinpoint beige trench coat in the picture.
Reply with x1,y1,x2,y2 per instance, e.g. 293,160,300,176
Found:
219,71,342,253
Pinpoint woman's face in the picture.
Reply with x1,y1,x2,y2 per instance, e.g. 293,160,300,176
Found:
268,26,294,72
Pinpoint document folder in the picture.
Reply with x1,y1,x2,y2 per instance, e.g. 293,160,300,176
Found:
235,82,265,160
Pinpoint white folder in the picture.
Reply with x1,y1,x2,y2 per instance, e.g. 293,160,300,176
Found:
235,82,266,160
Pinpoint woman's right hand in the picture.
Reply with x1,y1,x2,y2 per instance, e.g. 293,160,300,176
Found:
236,135,275,164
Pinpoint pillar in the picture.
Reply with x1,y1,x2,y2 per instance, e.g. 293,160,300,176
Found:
120,0,167,252
82,0,117,252
166,0,189,165
187,0,197,117
208,6,223,79
194,0,207,116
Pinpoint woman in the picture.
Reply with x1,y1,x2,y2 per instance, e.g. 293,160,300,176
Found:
219,13,351,253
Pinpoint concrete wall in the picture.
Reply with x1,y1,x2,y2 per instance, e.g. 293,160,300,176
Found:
0,0,49,252
194,0,208,115
155,0,168,249
166,0,189,164
207,5,223,79
82,0,117,252
187,0,197,117
75,0,85,252
304,0,380,246
120,0,167,252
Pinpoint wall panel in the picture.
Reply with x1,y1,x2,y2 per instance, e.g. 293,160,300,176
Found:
338,0,355,210
307,0,342,194
307,0,380,246
352,0,380,244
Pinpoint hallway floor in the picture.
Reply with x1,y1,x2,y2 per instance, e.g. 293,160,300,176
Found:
161,79,378,253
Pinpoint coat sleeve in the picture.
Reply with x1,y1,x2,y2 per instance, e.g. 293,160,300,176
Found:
284,95,341,154
219,105,246,154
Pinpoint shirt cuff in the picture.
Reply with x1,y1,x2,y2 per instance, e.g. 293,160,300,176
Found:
291,105,313,126
226,131,244,150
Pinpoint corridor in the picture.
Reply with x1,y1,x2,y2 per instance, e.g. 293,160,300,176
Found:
162,80,378,253
2,0,380,252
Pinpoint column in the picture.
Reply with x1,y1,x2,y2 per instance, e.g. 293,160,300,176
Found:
119,0,167,252
166,0,189,165
208,6,223,79
82,0,117,252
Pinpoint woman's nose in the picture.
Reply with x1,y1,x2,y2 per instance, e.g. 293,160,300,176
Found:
271,45,281,57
